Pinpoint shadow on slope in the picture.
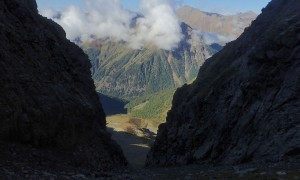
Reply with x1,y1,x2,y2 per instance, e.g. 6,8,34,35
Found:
210,43,224,51
106,115,159,168
107,128,154,168
98,93,127,115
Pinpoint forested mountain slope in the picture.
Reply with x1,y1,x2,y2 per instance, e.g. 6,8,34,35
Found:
84,23,215,100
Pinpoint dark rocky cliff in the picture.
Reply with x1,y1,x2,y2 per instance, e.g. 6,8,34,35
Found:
0,0,126,176
147,0,300,166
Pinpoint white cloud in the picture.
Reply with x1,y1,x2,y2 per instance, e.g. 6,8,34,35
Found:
129,0,182,49
41,0,182,50
198,31,236,45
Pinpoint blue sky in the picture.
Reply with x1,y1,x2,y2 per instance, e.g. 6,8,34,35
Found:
36,0,271,15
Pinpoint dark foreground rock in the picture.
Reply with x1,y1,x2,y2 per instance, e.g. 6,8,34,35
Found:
0,0,126,177
147,0,300,166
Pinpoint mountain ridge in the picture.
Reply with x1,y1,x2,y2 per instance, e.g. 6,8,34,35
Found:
176,5,257,39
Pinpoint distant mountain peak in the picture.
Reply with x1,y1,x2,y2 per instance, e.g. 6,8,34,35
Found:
176,5,257,38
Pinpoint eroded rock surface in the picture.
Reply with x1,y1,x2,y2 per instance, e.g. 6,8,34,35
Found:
147,0,300,166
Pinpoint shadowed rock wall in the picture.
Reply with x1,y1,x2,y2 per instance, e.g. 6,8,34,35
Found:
147,0,300,166
0,0,126,173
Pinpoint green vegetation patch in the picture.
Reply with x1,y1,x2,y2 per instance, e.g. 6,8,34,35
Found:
126,88,176,122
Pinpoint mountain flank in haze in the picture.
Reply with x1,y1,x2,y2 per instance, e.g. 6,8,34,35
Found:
177,5,257,40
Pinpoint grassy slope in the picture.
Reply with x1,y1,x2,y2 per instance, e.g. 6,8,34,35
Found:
125,88,176,122
103,88,176,167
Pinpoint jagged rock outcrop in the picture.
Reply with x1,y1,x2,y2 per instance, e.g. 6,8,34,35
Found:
147,0,300,166
0,0,126,176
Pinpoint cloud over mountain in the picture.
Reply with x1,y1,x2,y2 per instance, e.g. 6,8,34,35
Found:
41,0,182,50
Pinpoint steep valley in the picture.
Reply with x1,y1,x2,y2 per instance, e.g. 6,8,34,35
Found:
80,6,260,173
82,7,257,125
2,0,300,179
